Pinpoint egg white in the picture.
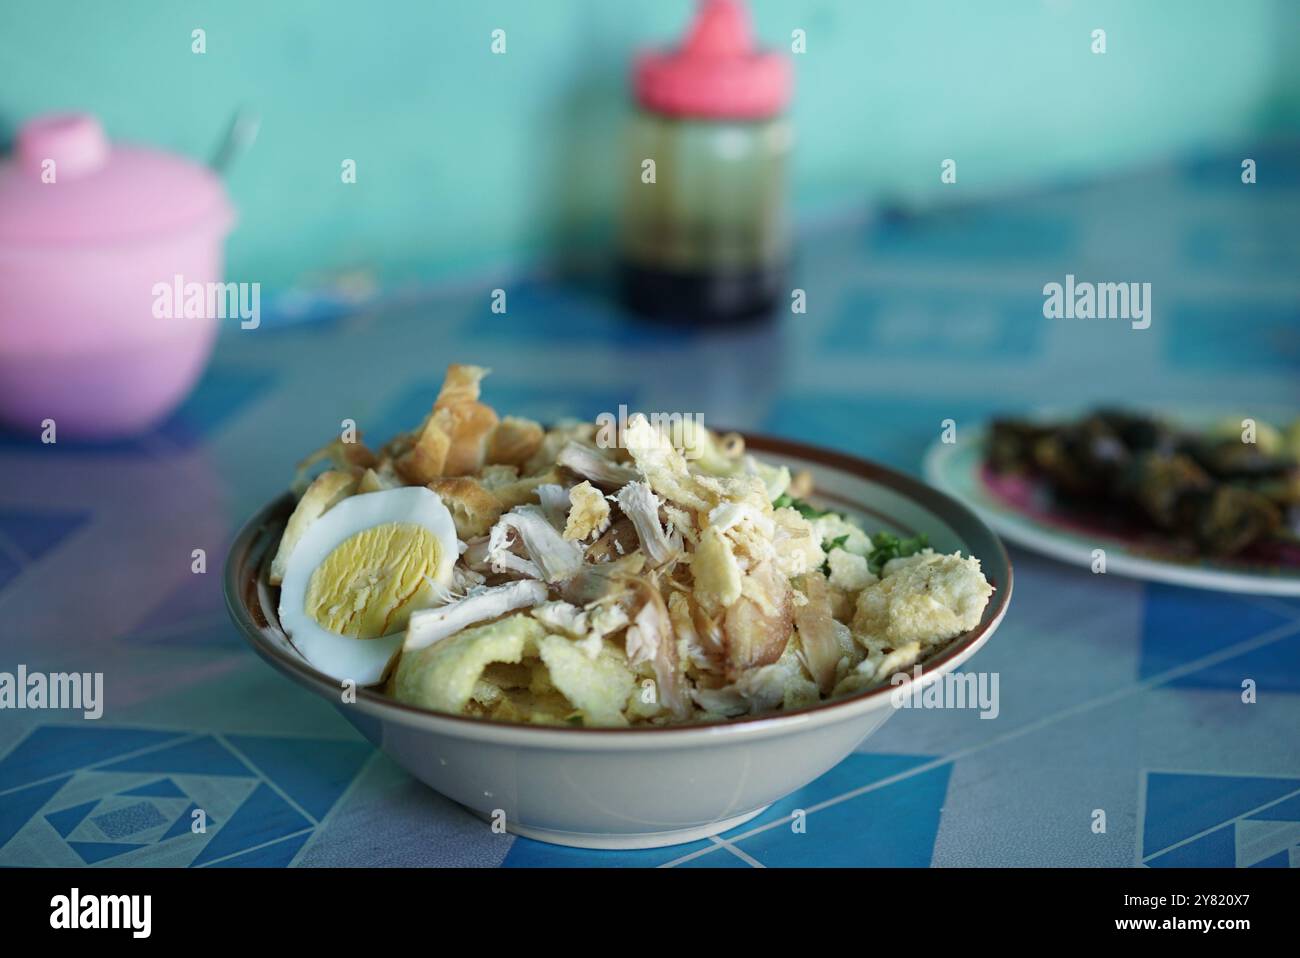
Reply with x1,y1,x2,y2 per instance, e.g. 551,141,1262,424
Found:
278,485,457,685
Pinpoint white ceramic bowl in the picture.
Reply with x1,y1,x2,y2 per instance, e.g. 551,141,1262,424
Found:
225,435,1012,849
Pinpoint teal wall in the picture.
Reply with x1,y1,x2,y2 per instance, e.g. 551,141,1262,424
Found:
1,0,1294,291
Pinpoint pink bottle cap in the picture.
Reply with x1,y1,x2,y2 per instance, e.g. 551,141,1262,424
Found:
0,112,233,246
634,0,790,120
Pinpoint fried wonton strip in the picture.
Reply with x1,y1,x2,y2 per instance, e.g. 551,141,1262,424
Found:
434,364,489,409
426,477,504,539
438,401,499,476
397,364,499,482
395,415,451,484
433,365,497,475
270,470,358,585
487,416,545,468
291,437,377,494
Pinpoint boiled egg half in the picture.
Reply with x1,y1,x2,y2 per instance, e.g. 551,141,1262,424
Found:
278,486,457,685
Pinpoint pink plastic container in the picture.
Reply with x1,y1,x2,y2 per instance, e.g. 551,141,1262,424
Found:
0,114,235,438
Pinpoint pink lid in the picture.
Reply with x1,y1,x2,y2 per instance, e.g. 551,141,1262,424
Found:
0,113,234,247
634,0,790,120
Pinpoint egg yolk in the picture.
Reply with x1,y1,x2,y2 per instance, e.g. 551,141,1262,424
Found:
304,522,442,638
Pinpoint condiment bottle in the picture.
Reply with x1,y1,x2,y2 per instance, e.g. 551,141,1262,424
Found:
619,0,792,324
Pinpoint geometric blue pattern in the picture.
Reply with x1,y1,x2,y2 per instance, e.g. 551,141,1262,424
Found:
0,725,369,868
1252,791,1300,822
39,776,215,865
209,831,313,868
1142,771,1300,867
160,803,213,843
731,757,950,867
68,841,149,864
1145,822,1240,868
502,753,946,868
0,727,184,793
190,783,312,867
0,508,90,562
1251,849,1292,868
45,800,99,838
1138,586,1300,691
2,775,72,848
92,801,168,840
121,778,188,799
99,736,253,778
223,735,372,822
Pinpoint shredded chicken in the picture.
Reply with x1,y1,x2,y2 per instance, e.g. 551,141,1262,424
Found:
615,481,680,567
405,580,548,651
487,505,585,583
625,583,690,720
556,442,641,488
535,483,571,530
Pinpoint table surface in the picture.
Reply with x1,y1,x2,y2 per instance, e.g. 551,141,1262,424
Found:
2,147,1298,868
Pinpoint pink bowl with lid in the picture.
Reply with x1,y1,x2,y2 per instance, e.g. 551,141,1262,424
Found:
0,113,236,438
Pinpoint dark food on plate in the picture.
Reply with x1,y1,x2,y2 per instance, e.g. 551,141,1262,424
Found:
989,409,1300,556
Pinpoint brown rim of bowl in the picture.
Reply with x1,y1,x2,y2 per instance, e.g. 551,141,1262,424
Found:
223,432,1013,736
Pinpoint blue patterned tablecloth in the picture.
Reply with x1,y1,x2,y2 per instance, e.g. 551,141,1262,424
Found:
2,147,1298,868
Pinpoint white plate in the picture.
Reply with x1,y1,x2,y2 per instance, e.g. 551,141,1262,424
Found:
924,410,1300,596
